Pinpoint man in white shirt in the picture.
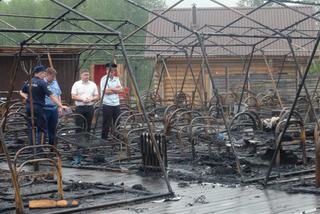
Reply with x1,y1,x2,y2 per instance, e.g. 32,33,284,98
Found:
71,69,99,132
100,63,122,140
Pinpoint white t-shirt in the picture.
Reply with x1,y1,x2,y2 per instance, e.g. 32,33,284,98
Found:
100,75,122,106
71,80,99,106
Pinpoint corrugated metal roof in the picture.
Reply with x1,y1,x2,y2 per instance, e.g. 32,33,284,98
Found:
145,6,318,57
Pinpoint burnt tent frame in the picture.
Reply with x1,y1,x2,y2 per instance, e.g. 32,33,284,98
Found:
0,0,320,212
124,0,320,182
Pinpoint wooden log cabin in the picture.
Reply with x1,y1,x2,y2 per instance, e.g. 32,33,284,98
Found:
145,5,319,107
0,47,80,103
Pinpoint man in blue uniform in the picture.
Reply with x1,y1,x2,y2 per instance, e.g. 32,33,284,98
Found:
20,65,67,145
44,67,62,146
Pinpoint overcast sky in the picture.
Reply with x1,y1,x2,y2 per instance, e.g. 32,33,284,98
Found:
165,0,240,8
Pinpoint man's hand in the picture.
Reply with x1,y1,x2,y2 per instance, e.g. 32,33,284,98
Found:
105,88,114,95
19,90,28,100
58,107,63,115
83,97,90,103
61,105,69,110
111,87,122,94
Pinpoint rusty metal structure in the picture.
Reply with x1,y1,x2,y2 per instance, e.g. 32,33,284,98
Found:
1,0,320,213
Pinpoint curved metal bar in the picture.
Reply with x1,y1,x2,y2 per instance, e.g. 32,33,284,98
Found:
14,144,61,165
164,107,189,134
274,119,306,167
175,110,203,126
1,111,28,125
163,104,177,122
16,158,63,199
244,96,260,109
208,94,223,107
279,110,304,124
256,92,266,101
279,107,291,118
13,144,63,199
114,110,138,130
58,112,88,132
229,111,260,131
189,116,220,160
260,94,280,107
123,112,146,129
8,101,25,112
246,110,263,130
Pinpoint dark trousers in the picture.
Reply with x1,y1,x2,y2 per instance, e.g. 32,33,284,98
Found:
75,105,94,132
101,105,120,140
26,104,46,145
44,108,59,145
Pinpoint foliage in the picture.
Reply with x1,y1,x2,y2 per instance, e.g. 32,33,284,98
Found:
238,0,320,7
310,60,320,73
237,0,269,7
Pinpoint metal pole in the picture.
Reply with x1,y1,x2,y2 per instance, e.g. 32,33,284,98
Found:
155,63,165,98
196,33,242,177
0,28,119,36
118,35,174,194
287,39,320,127
180,50,193,92
304,74,320,123
191,63,205,108
0,45,24,214
276,55,287,89
265,32,320,185
237,45,256,113
180,50,205,106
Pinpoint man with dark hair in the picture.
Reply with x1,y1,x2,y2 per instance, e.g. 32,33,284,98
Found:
20,65,67,145
100,63,123,140
71,69,99,132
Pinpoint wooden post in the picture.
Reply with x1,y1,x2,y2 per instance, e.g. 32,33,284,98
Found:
161,58,175,97
262,54,283,108
47,52,53,68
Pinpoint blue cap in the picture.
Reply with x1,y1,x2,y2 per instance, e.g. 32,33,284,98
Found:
33,65,46,74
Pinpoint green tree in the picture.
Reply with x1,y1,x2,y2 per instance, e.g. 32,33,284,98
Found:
238,0,271,7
